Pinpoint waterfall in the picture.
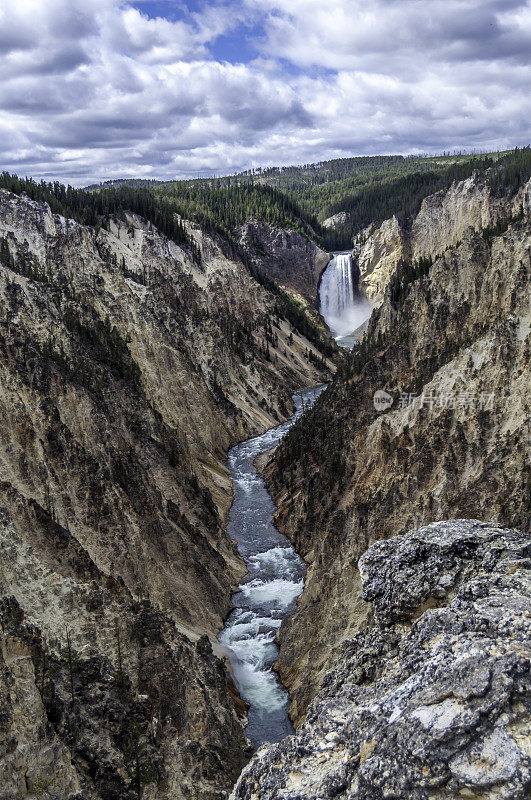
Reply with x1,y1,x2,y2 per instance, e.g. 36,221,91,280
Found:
319,252,372,342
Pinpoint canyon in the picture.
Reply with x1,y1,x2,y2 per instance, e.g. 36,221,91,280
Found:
266,172,530,726
0,188,332,799
0,164,529,800
237,222,330,313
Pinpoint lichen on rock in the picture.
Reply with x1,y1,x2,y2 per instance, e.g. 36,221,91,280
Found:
230,520,531,800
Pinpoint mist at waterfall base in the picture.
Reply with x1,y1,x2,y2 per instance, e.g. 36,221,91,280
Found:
319,252,372,345
219,387,325,747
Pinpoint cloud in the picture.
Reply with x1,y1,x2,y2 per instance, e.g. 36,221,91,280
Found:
247,0,531,68
0,0,529,184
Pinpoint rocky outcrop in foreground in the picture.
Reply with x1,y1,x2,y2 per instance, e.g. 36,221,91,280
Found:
231,520,531,800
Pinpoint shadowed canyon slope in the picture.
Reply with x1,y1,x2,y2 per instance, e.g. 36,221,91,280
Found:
0,188,333,799
237,222,330,308
265,173,530,724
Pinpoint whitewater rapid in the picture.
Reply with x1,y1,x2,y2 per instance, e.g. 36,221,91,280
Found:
219,386,325,747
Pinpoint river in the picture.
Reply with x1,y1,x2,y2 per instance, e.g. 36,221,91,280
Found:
218,386,325,747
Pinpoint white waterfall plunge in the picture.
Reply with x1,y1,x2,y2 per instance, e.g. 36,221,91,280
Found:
319,252,372,343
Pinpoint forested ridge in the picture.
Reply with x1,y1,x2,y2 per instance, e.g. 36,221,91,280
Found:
0,171,326,252
330,148,531,243
154,181,325,243
0,170,336,361
233,153,491,219
153,147,530,248
2,146,529,257
0,173,191,240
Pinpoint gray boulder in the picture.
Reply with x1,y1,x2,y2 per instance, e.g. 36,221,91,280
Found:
231,520,531,799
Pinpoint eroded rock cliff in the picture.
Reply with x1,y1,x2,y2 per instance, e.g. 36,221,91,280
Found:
0,542,249,800
231,521,531,800
237,221,330,307
356,173,529,304
0,189,333,798
266,176,530,723
356,215,406,303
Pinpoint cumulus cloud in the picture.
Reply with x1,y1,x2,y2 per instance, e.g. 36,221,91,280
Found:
248,0,531,68
0,0,529,184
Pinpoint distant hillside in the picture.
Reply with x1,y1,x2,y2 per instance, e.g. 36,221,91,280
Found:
154,148,529,249
84,177,163,191
234,152,494,220
29,146,531,255
166,150,513,219
153,180,326,245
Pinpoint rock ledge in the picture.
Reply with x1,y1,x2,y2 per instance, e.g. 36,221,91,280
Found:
231,520,531,800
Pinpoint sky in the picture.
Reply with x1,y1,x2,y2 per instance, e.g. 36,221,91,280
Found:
1,0,530,185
